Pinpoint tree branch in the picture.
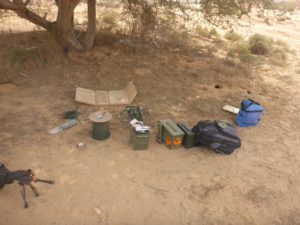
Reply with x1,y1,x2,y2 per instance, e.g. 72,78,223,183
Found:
0,0,20,10
0,0,50,30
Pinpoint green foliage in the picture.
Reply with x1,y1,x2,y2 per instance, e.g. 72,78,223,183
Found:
225,32,244,42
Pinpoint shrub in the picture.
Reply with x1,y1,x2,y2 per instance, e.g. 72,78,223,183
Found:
269,48,288,67
225,33,290,67
195,25,219,39
195,25,210,38
209,28,220,38
228,42,250,56
95,32,120,46
239,54,265,64
275,40,290,52
98,11,119,31
224,31,244,42
248,34,273,55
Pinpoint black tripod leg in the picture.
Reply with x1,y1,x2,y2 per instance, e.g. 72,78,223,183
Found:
20,184,29,208
29,183,39,197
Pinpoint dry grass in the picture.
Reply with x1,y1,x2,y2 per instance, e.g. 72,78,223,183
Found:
195,25,220,39
273,0,300,12
11,47,46,68
224,31,244,42
97,11,119,32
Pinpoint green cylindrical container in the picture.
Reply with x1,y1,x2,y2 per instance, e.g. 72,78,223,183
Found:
89,111,112,140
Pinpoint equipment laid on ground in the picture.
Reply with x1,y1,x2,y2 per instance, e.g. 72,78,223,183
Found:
0,162,55,208
222,105,240,114
75,81,137,106
177,123,195,149
157,119,184,150
192,120,241,154
89,111,112,140
131,126,150,150
125,106,150,150
235,99,264,127
63,110,80,119
48,119,78,134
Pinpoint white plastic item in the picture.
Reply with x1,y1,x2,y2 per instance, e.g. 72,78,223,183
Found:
223,105,240,114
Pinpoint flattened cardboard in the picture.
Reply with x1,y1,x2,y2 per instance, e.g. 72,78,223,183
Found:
75,81,137,106
126,81,138,103
75,87,96,105
108,90,129,105
95,91,109,105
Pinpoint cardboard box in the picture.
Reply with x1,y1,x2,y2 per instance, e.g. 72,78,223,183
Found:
75,81,137,106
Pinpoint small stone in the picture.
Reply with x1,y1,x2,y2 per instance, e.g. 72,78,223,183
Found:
94,208,101,215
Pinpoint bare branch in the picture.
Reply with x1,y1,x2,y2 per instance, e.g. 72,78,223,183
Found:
24,0,30,6
0,0,20,10
0,0,50,29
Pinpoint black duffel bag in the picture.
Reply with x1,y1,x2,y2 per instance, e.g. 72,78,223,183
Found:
192,120,241,154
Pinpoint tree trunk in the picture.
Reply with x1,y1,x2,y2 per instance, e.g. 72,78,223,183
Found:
0,0,97,51
83,0,96,50
54,0,83,51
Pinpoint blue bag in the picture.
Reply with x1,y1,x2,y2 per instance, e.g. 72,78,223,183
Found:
235,99,264,127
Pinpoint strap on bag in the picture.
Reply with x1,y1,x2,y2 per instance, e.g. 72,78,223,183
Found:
241,99,263,113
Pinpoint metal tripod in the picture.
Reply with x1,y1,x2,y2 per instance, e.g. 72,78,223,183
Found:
18,179,54,208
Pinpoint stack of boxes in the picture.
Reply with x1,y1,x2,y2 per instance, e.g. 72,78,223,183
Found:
157,119,195,149
127,106,150,150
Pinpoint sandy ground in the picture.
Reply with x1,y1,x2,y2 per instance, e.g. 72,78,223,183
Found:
0,8,300,225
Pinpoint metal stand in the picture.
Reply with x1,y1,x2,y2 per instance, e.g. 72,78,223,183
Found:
18,179,54,208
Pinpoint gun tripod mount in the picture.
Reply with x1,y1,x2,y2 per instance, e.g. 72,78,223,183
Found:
18,169,55,209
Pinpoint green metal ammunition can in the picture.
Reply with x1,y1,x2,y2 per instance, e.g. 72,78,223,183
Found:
177,123,195,149
157,119,184,150
131,127,149,150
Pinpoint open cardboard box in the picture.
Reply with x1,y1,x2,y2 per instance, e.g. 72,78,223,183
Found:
75,81,137,105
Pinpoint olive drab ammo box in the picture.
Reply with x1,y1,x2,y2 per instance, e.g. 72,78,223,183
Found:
131,127,150,150
157,119,184,150
177,123,195,149
126,106,150,150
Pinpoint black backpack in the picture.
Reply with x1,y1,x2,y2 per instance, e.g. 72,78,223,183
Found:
0,163,9,189
192,120,241,154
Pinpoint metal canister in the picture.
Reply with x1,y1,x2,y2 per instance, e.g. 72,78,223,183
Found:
89,111,112,140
